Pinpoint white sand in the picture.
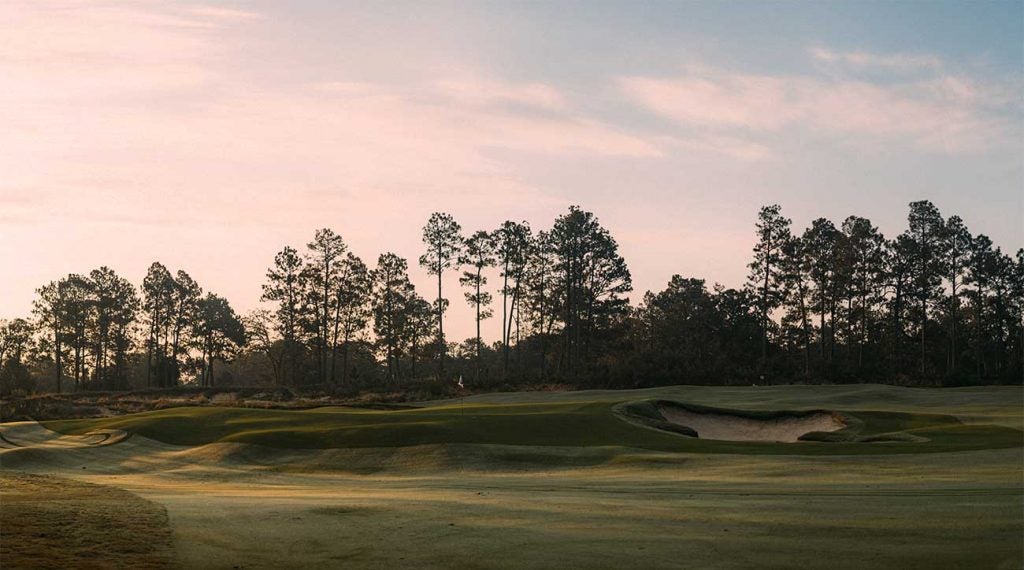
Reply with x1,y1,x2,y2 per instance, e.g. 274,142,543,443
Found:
658,406,843,442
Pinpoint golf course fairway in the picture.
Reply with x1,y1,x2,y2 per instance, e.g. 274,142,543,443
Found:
2,384,1021,569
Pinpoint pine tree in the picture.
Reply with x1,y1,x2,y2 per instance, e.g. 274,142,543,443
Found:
419,212,464,378
460,230,497,382
746,205,792,366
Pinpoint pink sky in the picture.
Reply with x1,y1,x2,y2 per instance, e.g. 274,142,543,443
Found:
2,1,1020,343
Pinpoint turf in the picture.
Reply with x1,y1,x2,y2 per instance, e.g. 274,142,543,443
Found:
9,384,1024,569
44,390,1023,457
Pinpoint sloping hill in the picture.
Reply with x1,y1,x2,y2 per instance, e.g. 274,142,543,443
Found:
39,391,1022,458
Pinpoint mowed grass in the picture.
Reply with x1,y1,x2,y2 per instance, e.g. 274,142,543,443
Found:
13,385,1024,569
153,464,1024,570
44,388,1023,457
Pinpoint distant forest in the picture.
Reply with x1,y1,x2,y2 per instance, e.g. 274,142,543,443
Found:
1,201,1021,396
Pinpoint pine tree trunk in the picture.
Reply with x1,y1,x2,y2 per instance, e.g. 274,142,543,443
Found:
342,338,351,387
476,270,482,382
502,260,509,377
437,252,444,379
920,295,927,376
761,239,770,363
950,277,958,373
799,286,809,376
54,330,62,393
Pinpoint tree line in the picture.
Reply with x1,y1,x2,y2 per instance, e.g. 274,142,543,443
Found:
1,202,1020,396
634,201,1022,385
246,207,631,389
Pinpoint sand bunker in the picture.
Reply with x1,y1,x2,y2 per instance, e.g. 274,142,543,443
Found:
657,405,844,443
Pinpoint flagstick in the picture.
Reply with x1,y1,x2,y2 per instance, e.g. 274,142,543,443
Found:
456,375,465,416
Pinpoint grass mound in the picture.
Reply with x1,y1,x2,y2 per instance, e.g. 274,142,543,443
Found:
37,396,1022,460
44,402,692,451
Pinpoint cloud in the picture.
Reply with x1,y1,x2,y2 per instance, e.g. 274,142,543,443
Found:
0,1,234,103
187,6,265,22
433,77,567,110
811,47,944,72
619,73,798,130
618,63,1019,153
662,135,775,161
314,81,386,97
0,0,666,235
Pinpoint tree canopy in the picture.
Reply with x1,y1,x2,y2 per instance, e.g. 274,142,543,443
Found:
7,202,1022,396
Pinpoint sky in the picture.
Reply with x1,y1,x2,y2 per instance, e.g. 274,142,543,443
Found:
1,0,1022,343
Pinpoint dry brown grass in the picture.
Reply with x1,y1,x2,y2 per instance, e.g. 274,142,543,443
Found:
0,472,173,569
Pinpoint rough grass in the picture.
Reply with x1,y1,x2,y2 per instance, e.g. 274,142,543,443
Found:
0,472,173,570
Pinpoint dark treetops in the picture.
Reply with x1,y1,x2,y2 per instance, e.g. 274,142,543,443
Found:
4,202,1022,395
